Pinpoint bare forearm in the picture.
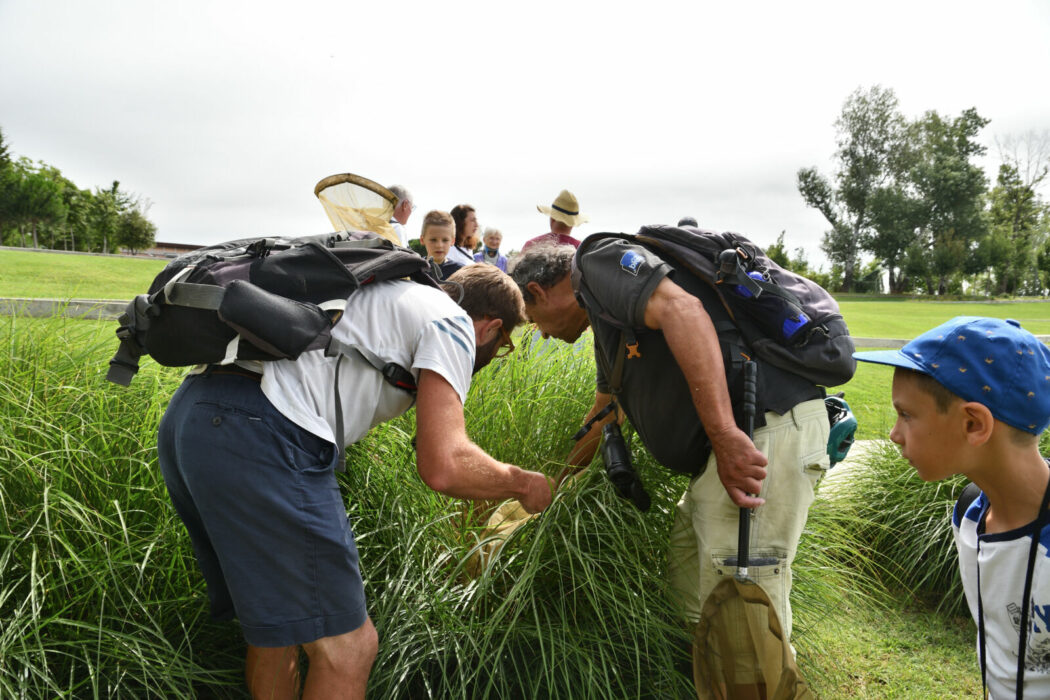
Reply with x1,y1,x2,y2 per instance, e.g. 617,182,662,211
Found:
414,369,552,513
566,392,618,467
422,440,537,502
567,428,601,467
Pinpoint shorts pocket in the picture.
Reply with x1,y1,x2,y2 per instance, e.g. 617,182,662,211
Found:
196,400,264,421
279,427,335,476
801,447,830,476
708,549,786,579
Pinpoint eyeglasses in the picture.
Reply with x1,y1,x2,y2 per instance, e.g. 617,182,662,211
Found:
494,325,516,358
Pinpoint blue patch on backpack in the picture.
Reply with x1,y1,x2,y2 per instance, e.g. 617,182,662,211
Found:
620,250,644,276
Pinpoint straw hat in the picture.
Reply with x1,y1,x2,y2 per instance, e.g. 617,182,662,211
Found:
537,189,589,227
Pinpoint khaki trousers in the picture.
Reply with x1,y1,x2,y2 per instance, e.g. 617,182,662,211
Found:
667,398,829,642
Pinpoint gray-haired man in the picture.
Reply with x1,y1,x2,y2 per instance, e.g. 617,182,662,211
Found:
510,240,827,695
388,184,414,247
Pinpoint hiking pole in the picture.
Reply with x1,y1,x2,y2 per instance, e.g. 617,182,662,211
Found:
733,360,776,580
737,360,757,580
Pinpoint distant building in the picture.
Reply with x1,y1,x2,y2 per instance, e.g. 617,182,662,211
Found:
139,241,203,258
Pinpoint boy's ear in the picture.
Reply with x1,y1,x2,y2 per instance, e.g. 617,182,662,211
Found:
961,401,995,446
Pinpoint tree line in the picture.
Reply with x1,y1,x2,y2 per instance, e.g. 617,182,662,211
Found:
0,128,157,255
4,96,1048,294
796,85,1050,296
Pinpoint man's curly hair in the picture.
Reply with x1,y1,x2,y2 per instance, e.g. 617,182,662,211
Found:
508,244,575,304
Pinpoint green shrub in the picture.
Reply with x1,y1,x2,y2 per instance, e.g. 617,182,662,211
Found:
827,440,970,616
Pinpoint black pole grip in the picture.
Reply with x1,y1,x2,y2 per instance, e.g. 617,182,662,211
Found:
737,360,758,573
743,360,757,437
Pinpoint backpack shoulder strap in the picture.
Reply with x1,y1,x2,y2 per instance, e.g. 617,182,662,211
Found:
571,234,647,373
955,482,982,521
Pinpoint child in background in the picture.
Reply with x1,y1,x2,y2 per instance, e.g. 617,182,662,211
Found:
854,317,1050,699
420,210,463,280
474,227,508,272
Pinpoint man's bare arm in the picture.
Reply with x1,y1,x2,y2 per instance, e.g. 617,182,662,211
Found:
642,277,767,507
415,369,553,513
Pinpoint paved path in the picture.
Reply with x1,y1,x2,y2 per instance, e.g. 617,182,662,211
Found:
0,297,127,320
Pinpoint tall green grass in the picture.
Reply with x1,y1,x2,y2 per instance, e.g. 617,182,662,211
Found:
0,316,972,697
828,432,1050,620
0,316,244,697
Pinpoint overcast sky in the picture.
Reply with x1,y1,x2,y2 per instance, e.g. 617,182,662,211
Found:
2,1,1048,264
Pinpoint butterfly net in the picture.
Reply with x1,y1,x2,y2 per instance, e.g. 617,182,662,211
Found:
314,173,400,245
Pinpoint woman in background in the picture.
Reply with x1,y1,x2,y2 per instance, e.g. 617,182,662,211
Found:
474,227,508,272
448,204,479,266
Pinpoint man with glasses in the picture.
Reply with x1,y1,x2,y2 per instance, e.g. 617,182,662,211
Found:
387,184,414,247
158,264,548,699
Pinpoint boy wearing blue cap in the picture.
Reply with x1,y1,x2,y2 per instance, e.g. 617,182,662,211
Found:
854,316,1050,699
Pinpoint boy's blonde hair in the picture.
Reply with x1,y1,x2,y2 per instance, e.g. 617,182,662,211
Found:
421,210,454,238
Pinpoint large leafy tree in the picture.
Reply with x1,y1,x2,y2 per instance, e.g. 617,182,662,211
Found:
0,128,17,235
983,132,1050,295
865,184,924,293
31,163,77,250
116,205,157,254
91,181,129,254
52,183,94,251
982,164,1045,294
5,158,67,248
798,85,907,292
0,127,9,169
902,108,990,295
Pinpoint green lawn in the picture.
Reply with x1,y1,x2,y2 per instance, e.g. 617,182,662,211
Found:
0,248,168,299
833,298,1050,440
830,353,900,440
839,297,1050,337
801,594,980,697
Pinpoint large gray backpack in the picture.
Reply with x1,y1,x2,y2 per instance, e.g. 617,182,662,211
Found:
106,231,438,388
574,224,856,388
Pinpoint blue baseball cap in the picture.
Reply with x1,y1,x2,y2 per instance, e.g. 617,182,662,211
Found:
853,316,1050,434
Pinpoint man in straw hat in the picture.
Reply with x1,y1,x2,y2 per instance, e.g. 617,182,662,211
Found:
522,189,588,250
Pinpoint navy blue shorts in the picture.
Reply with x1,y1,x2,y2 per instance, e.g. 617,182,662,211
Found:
157,371,368,647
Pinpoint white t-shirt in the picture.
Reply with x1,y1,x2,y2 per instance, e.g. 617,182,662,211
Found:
954,486,1050,699
389,220,407,247
261,280,474,447
446,245,475,267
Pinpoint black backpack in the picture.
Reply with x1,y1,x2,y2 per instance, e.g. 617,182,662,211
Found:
573,224,856,388
106,231,440,388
